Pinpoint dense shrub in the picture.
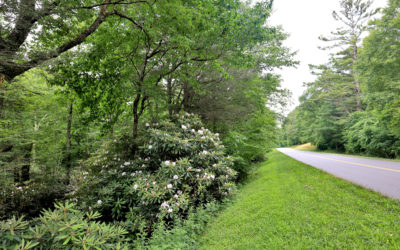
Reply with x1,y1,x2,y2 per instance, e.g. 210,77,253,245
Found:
0,179,66,220
0,202,130,249
344,112,400,158
73,113,236,232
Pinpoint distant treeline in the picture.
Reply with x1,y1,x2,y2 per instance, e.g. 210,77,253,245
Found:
281,0,400,158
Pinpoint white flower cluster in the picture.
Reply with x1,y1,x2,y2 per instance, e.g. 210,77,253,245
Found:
164,160,176,167
203,173,215,180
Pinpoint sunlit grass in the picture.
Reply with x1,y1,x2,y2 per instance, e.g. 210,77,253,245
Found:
200,150,400,249
291,142,317,151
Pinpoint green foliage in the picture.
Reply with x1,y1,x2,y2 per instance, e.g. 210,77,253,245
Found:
343,111,400,158
135,202,220,249
74,114,236,230
357,0,400,139
224,111,277,179
0,202,130,249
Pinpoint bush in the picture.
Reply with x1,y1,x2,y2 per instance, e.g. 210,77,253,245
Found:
0,202,130,249
73,113,236,232
344,111,400,158
0,179,66,220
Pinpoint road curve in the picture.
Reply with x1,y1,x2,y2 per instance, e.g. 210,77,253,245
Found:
277,148,400,200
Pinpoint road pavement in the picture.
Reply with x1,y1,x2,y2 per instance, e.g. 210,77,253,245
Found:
277,148,400,200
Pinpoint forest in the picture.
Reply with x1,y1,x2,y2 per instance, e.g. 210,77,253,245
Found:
0,0,295,248
281,0,400,158
0,0,399,248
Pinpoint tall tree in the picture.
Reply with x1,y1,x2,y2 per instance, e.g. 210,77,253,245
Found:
319,0,378,111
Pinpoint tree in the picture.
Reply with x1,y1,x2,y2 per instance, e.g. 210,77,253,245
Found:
319,0,378,111
357,0,400,136
0,0,152,83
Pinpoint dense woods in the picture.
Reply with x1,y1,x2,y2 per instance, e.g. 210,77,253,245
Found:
0,0,295,248
281,0,400,158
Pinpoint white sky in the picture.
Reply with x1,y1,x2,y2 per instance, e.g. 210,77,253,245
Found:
268,0,388,114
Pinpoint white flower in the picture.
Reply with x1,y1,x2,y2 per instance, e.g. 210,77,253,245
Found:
161,201,169,208
145,158,149,162
142,164,146,168
191,129,196,133
133,184,138,190
122,172,126,176
148,145,153,149
152,181,157,185
168,208,173,213
198,130,203,135
131,173,135,177
165,160,171,166
120,165,124,169
213,164,217,167
173,175,179,180
181,125,187,130
124,162,130,166
97,200,102,205
210,175,215,179
203,150,208,154
167,184,173,189
145,123,150,127
215,133,219,137
174,194,179,199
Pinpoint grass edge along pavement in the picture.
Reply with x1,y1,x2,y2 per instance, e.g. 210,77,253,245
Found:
200,149,400,249
292,143,400,163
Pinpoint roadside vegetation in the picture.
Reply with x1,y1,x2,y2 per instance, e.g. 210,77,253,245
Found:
0,0,295,248
200,150,400,249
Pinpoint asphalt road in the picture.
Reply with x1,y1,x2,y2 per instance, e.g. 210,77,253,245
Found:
277,148,400,200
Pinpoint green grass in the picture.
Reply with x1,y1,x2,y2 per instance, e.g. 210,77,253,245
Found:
200,150,400,249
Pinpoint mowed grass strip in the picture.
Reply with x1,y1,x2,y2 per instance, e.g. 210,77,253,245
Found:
200,150,400,249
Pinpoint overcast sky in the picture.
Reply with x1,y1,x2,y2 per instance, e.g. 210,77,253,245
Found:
268,0,388,114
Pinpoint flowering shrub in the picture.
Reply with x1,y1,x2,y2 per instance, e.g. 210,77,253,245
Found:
73,113,236,231
0,202,130,249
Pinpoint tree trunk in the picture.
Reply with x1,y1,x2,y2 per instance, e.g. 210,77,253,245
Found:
0,80,5,118
21,143,33,183
167,77,173,119
352,44,362,111
183,81,192,112
65,102,73,185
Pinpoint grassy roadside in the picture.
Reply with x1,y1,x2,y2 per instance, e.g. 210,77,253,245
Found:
200,150,400,249
291,143,400,162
